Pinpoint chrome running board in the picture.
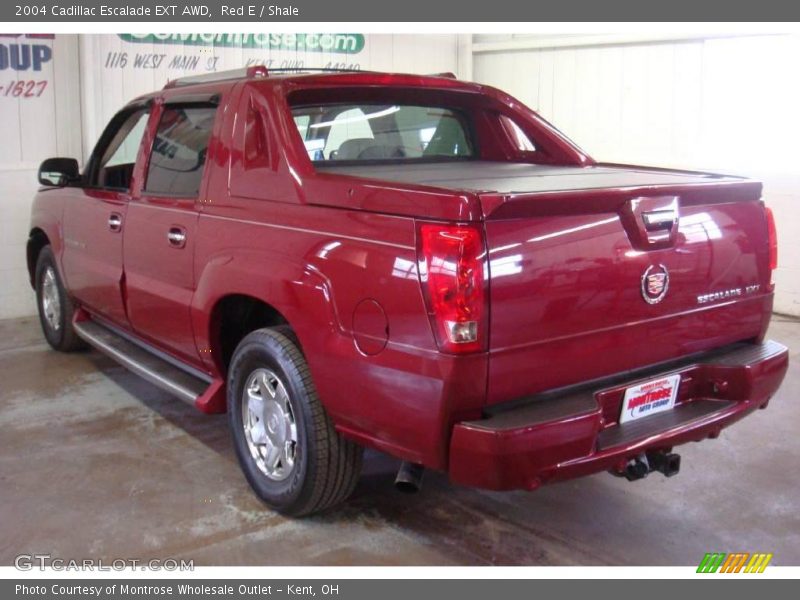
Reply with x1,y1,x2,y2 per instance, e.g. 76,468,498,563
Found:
73,319,209,405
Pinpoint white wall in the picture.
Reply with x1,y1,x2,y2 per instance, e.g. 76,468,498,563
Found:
0,34,82,319
0,33,461,320
473,33,800,316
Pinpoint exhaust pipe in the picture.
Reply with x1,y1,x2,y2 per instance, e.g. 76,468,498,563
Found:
648,451,681,477
395,462,425,493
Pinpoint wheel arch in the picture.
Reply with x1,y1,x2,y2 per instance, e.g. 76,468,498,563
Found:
27,227,51,288
207,293,291,375
193,253,342,377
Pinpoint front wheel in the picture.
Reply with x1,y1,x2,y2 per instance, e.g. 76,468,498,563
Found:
35,245,85,352
227,327,363,516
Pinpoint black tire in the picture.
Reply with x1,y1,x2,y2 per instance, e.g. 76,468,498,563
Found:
35,245,86,352
228,327,363,516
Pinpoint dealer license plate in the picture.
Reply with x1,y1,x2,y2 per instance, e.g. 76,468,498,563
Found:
619,374,681,424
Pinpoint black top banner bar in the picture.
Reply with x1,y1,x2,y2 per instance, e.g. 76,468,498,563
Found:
3,0,800,22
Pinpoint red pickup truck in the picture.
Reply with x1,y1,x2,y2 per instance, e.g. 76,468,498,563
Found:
28,67,788,516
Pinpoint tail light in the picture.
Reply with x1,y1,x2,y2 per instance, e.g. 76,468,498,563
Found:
417,223,487,354
765,206,778,270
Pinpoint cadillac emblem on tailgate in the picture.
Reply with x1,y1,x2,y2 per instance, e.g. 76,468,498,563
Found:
641,264,669,304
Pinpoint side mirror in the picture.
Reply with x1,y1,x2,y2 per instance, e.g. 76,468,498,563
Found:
38,158,80,187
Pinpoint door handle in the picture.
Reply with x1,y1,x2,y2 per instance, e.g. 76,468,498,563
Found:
108,213,122,232
167,227,187,248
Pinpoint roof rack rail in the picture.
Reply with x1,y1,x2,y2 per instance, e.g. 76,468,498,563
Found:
164,66,457,90
164,66,268,89
266,67,368,74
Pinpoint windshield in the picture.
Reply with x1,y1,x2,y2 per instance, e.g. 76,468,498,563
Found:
291,104,475,163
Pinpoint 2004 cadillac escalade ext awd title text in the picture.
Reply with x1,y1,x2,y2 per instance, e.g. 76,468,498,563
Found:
28,67,789,515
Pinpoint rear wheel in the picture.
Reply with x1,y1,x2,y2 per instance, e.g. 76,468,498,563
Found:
35,246,85,352
228,327,363,516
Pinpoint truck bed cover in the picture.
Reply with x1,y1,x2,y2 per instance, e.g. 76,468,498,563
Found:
317,161,739,195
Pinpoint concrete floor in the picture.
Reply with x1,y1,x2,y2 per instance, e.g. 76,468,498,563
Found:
0,315,798,567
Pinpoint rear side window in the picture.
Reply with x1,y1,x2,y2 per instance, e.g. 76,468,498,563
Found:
144,105,216,196
291,104,475,162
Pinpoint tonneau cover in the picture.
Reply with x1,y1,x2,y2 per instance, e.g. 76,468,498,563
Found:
316,161,739,194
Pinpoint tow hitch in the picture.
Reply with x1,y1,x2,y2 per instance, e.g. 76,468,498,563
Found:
648,450,681,477
613,450,682,481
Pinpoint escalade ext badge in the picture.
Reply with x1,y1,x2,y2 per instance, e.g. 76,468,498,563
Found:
641,264,669,304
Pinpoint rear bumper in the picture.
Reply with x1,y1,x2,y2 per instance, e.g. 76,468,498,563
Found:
449,340,789,490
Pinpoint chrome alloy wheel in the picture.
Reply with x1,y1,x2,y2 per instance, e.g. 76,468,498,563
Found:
242,368,298,481
41,267,61,332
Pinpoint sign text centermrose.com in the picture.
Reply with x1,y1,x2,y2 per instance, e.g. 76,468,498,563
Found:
120,33,365,54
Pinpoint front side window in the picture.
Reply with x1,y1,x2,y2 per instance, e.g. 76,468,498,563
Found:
91,109,149,190
144,105,216,197
291,104,475,162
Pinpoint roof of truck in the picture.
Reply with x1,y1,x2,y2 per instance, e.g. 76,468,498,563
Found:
125,67,484,108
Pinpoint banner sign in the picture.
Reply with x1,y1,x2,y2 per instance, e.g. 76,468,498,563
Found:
119,33,366,54
98,33,365,82
0,34,53,99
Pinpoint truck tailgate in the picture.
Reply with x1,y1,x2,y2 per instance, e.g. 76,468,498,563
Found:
481,167,773,406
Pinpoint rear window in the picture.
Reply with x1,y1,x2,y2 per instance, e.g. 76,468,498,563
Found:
290,104,475,163
145,105,216,196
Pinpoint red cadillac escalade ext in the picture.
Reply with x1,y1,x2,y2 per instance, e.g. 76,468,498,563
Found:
28,67,788,515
